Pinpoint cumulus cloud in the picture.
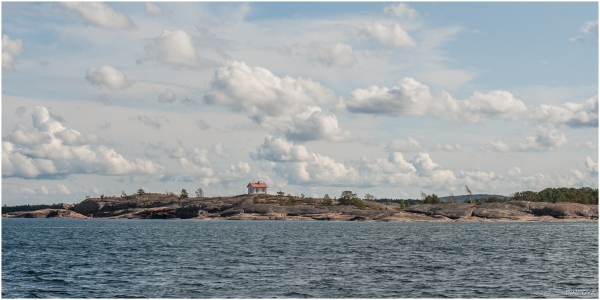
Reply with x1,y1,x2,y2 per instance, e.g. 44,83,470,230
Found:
2,34,24,71
342,77,527,123
433,143,462,152
274,153,358,186
317,43,356,67
211,143,231,158
157,88,194,105
39,185,49,195
164,144,250,186
410,153,456,185
145,2,170,16
56,184,71,194
204,61,355,142
507,167,521,177
2,107,164,179
519,127,567,151
85,66,130,90
581,20,599,35
351,22,417,48
167,146,188,159
61,2,134,30
585,156,598,176
252,136,314,162
144,29,204,68
483,140,510,152
386,136,423,152
570,20,598,43
530,95,598,127
585,141,597,150
252,135,457,190
383,3,418,18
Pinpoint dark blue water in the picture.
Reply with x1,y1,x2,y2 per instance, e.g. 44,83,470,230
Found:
2,219,598,298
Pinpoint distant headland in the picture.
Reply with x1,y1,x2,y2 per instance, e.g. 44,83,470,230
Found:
3,187,598,222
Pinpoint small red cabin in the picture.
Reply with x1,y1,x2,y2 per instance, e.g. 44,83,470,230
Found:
247,181,268,194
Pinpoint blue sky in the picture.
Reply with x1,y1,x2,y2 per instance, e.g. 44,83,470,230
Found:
2,2,598,205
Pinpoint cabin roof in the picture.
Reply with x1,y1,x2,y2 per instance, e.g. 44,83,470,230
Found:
247,181,268,188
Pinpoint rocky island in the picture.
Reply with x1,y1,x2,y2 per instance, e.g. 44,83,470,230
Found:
3,193,598,222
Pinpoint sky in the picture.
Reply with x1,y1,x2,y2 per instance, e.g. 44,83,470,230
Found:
1,2,598,205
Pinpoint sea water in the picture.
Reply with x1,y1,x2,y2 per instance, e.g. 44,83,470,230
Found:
2,219,598,298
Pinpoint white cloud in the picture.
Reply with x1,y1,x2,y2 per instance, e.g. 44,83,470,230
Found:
40,185,49,195
85,66,130,90
146,2,169,16
2,107,164,179
352,22,417,48
519,127,567,151
569,36,585,43
274,153,358,186
342,77,527,123
530,95,598,128
61,2,134,30
483,140,510,152
317,43,356,67
585,156,598,176
252,136,314,162
433,143,462,152
2,34,24,71
211,143,231,158
167,146,188,159
508,167,521,177
265,144,458,190
165,145,251,187
581,20,598,35
19,187,37,195
570,20,598,43
358,152,417,185
204,61,355,142
144,29,203,68
386,136,423,152
56,184,71,194
383,3,418,19
585,141,597,150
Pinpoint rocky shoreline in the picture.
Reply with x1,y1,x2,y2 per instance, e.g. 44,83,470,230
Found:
3,194,598,222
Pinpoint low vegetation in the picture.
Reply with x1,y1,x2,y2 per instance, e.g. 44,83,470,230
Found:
2,203,66,214
511,187,598,205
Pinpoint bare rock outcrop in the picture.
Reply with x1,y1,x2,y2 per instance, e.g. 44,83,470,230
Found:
531,203,598,219
3,209,87,219
73,199,105,215
8,193,598,222
473,202,533,220
405,203,476,219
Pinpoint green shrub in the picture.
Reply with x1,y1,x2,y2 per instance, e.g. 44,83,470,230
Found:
180,189,189,199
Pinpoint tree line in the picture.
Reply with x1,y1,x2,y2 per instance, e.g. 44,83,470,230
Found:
511,187,598,205
2,203,65,214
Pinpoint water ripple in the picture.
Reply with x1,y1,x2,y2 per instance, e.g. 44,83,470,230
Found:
2,219,598,298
